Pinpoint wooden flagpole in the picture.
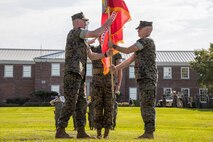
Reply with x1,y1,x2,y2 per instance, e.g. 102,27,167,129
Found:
108,7,115,100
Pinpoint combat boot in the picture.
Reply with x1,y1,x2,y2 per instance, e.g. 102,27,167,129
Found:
97,129,102,139
55,127,73,139
103,128,110,139
137,132,154,139
77,126,92,139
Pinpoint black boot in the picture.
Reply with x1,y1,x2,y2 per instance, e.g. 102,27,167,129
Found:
104,128,110,139
77,127,92,139
55,127,73,139
97,129,102,139
137,132,154,139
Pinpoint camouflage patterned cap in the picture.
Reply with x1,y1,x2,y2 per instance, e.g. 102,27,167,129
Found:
136,21,153,30
71,12,88,21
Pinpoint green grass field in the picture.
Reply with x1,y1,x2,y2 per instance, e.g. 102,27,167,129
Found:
0,107,212,142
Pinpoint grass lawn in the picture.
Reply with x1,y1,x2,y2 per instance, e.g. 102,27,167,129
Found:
0,107,212,142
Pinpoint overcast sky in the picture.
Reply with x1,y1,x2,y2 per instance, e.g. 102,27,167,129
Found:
0,0,212,51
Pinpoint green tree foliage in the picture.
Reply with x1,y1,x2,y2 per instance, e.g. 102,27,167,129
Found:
190,43,213,93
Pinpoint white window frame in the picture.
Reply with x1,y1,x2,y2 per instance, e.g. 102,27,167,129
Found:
129,87,137,100
23,65,31,78
181,67,189,79
4,65,13,78
163,88,172,95
199,88,208,103
51,63,60,76
163,67,172,79
129,66,135,79
51,85,60,94
181,88,190,97
86,64,92,77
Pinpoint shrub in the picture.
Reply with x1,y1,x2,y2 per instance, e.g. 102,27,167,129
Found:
133,100,140,107
31,90,58,102
23,102,51,107
118,102,129,107
6,98,29,106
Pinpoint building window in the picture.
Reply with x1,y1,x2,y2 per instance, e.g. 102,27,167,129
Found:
181,67,189,79
51,85,60,94
87,64,92,76
163,88,172,95
51,63,60,76
199,88,208,103
129,87,137,100
23,65,31,78
163,67,172,79
129,66,135,78
4,65,13,77
181,88,190,97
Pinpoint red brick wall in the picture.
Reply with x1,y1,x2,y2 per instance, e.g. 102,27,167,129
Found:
0,62,200,103
116,67,137,102
119,65,200,102
157,66,199,100
0,64,35,101
34,62,64,95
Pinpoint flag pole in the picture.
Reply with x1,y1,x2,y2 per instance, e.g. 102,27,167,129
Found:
108,7,115,100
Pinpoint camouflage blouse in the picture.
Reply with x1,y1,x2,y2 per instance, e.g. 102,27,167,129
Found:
134,38,158,82
64,28,88,79
91,45,122,70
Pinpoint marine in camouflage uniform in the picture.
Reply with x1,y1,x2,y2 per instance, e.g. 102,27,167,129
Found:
91,45,122,139
109,20,157,139
55,12,114,139
135,37,157,138
50,96,64,129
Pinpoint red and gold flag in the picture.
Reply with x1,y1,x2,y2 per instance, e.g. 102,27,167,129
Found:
101,0,131,75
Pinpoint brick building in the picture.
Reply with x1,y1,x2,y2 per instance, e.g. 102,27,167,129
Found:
0,48,207,103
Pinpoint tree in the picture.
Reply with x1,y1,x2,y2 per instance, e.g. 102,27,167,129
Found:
190,43,213,93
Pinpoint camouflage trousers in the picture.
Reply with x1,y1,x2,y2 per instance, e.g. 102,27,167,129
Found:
112,109,117,129
92,74,114,129
58,72,87,128
54,102,63,129
112,101,118,129
88,102,95,130
138,79,157,133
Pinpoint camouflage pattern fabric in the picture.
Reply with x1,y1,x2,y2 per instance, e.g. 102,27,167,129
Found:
88,100,95,130
135,38,158,133
53,101,64,128
58,72,87,128
91,45,122,70
72,111,77,130
58,28,88,129
50,96,64,128
134,38,157,82
91,45,122,129
112,101,118,129
64,28,88,79
92,73,113,129
138,80,156,133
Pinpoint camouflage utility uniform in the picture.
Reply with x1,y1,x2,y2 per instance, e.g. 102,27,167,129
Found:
134,38,158,133
58,28,88,130
50,96,64,129
91,45,122,130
